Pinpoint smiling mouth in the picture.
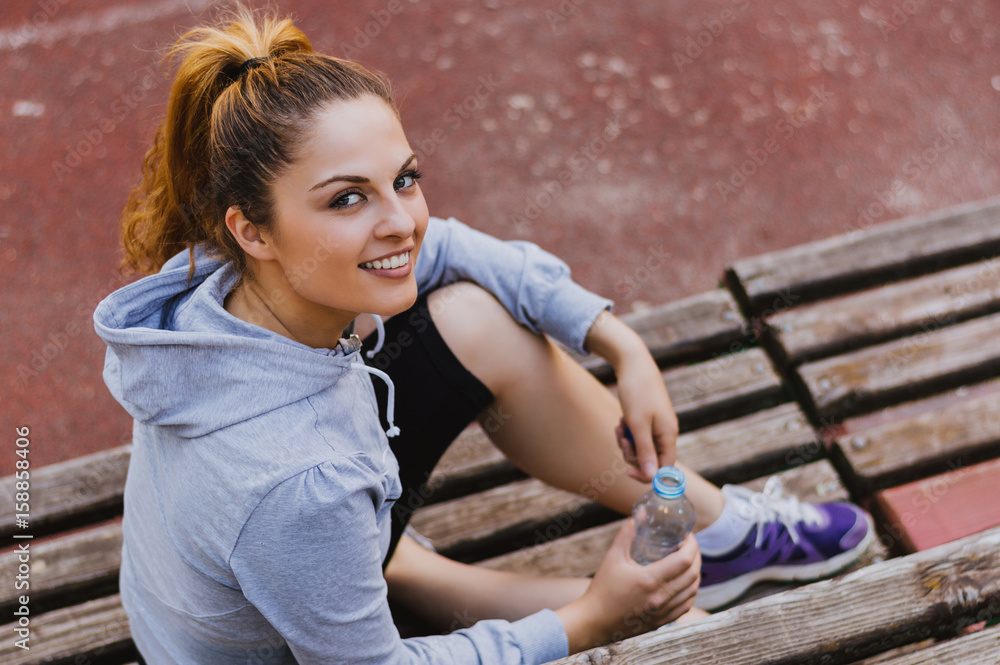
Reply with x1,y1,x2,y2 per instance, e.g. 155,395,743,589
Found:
360,250,410,270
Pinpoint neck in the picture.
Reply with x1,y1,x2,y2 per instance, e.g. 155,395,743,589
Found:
224,277,351,350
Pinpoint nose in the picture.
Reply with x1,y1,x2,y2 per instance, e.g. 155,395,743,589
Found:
375,193,416,239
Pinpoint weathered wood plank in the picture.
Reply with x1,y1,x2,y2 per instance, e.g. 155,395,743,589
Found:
423,425,520,504
0,594,132,665
725,196,1000,316
0,446,131,539
659,347,785,431
409,477,618,562
424,348,784,503
867,625,1000,664
414,402,817,562
874,457,1000,554
832,386,1000,495
847,628,1000,665
0,521,122,614
572,289,748,381
551,526,1000,665
795,311,1000,420
675,402,820,486
766,257,1000,366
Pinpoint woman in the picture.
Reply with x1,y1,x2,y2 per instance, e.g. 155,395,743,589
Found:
95,5,871,663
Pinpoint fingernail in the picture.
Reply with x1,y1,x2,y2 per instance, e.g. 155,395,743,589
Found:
643,463,657,478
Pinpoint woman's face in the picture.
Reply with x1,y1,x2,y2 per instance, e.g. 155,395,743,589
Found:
264,95,428,323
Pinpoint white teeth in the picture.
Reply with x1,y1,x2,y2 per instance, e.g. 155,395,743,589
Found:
364,251,409,270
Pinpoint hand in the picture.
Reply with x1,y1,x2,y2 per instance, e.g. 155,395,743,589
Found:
584,312,679,482
555,518,701,653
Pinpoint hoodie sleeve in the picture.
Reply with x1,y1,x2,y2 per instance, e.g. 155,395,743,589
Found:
230,458,569,665
415,216,612,356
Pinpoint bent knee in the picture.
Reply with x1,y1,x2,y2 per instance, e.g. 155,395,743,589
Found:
427,281,512,353
427,281,543,389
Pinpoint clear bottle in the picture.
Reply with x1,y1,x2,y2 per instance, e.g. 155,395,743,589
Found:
630,466,697,565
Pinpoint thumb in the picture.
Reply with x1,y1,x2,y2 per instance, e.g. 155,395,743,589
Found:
610,518,638,556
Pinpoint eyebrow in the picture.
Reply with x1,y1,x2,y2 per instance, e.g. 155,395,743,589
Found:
309,154,418,192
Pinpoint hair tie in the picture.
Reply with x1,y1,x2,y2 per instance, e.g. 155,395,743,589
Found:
237,56,270,76
220,56,270,87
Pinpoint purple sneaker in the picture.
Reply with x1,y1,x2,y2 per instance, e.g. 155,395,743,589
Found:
696,478,874,610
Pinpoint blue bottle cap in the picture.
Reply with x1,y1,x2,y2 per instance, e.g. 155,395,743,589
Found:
652,466,686,499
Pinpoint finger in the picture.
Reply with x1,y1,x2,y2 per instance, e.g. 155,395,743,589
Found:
650,413,679,468
644,535,699,578
644,564,701,629
617,422,637,464
626,420,659,482
653,426,678,468
662,584,700,625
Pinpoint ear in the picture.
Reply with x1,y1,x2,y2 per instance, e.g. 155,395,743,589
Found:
225,206,277,261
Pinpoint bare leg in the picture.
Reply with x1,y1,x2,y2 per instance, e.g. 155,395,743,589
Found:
427,283,724,528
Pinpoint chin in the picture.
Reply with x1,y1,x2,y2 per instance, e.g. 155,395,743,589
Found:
371,288,419,318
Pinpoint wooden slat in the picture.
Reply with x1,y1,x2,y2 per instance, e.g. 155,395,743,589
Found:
0,594,132,665
766,257,1000,366
660,347,784,431
414,402,817,562
795,311,1000,420
874,457,1000,554
573,289,748,381
550,526,1000,665
425,348,784,503
0,445,131,539
725,196,1000,316
0,521,122,613
847,625,1000,665
832,386,1000,495
423,425,519,503
675,402,820,486
477,517,619,577
409,478,615,562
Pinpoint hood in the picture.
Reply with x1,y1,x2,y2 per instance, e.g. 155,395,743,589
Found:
94,247,383,439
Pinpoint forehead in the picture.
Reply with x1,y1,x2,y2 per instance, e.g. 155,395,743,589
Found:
294,96,408,170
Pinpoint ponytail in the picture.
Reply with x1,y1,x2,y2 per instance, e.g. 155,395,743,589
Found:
120,2,397,281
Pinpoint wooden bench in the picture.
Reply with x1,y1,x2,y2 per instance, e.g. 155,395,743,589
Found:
5,196,1000,664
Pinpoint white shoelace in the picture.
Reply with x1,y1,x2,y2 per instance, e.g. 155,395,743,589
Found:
724,477,824,547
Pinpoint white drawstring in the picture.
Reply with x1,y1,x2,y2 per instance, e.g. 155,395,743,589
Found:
365,314,386,359
352,363,401,439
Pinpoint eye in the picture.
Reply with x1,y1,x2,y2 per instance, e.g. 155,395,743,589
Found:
395,169,424,191
329,190,364,209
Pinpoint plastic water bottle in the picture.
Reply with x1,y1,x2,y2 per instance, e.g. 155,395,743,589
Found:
630,466,697,565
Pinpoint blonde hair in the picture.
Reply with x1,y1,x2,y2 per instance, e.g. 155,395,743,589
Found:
120,3,397,280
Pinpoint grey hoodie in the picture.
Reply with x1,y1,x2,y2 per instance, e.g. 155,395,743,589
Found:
94,216,611,665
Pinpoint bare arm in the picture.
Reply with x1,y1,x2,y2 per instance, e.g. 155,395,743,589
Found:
584,310,679,482
384,535,589,632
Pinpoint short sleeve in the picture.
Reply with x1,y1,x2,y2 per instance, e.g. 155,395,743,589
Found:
414,216,612,355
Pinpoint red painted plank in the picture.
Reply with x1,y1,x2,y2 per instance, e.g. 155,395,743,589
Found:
874,457,1000,554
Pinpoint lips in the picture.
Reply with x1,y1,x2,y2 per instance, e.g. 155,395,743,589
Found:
360,250,410,270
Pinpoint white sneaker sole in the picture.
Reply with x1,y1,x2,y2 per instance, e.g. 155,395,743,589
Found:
694,512,876,611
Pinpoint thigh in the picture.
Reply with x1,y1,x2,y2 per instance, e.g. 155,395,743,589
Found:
364,292,495,564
